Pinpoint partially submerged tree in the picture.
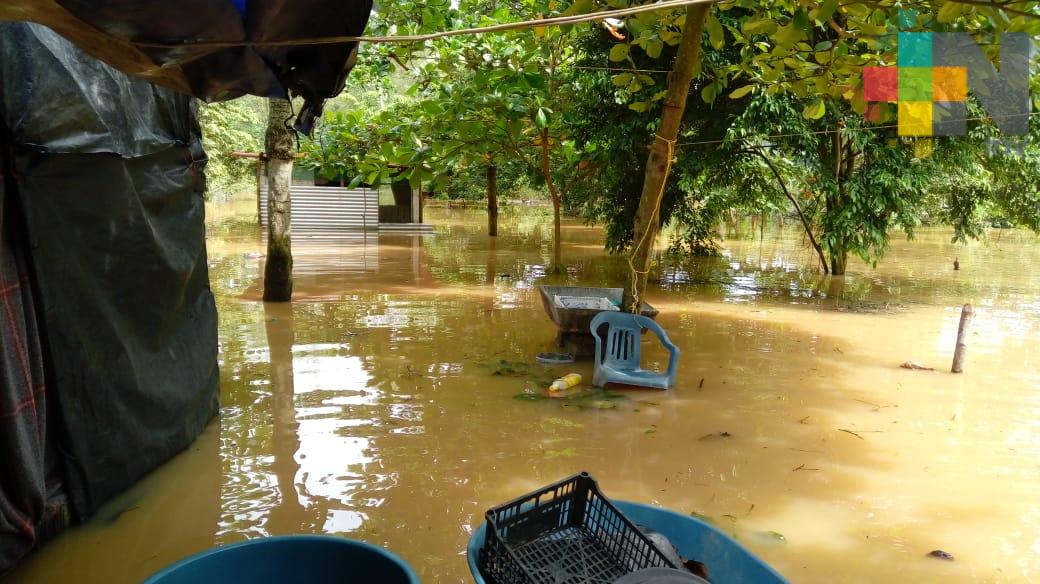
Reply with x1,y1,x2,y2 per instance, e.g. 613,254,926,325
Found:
291,0,1040,289
623,4,710,312
346,8,595,272
264,98,294,302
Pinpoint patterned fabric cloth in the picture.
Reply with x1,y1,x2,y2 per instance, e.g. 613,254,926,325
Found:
0,152,65,573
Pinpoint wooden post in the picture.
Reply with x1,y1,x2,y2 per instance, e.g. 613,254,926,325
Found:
487,164,498,237
951,304,974,373
411,181,421,223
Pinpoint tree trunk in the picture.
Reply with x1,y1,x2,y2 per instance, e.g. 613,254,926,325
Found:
550,196,562,270
487,164,498,237
830,248,848,275
539,129,563,272
820,123,856,277
264,98,295,302
623,4,711,313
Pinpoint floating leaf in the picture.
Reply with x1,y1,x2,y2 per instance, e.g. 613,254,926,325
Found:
544,447,578,458
753,530,787,544
544,416,584,429
927,550,955,561
689,511,715,524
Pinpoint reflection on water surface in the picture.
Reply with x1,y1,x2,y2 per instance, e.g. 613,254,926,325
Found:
8,203,1040,583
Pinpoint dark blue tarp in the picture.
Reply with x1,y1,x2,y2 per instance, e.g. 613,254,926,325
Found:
3,0,374,133
0,23,219,571
0,125,69,575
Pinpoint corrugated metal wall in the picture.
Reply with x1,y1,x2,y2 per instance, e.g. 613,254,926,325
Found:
259,183,378,231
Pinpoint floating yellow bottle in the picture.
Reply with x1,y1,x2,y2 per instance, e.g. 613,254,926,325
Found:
549,373,582,392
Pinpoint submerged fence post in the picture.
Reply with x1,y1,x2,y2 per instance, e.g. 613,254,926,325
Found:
951,304,974,373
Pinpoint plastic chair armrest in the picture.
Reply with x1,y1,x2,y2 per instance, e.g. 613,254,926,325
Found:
665,343,680,384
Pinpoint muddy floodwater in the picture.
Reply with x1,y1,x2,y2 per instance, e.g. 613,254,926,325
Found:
8,201,1040,583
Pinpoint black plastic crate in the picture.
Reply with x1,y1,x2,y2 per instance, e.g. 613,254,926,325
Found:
478,472,679,583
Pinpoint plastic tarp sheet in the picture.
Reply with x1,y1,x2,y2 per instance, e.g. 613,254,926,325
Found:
0,136,69,574
0,22,219,528
1,0,374,133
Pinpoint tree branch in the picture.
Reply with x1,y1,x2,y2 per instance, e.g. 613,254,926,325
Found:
743,147,830,274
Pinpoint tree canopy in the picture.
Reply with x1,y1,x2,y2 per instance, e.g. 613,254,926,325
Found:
241,0,1040,277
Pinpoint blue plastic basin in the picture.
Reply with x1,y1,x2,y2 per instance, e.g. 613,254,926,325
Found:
467,500,788,583
145,535,420,584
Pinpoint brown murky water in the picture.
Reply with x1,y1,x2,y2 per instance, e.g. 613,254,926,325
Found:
8,201,1040,583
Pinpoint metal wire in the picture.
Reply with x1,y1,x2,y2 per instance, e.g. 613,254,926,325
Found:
131,0,713,48
676,111,1038,147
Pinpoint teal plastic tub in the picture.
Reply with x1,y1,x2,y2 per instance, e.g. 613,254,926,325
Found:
468,500,788,583
145,535,419,584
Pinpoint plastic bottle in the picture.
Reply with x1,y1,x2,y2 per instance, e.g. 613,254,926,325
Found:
549,373,582,392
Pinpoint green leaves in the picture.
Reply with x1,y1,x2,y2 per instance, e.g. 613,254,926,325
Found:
802,99,826,120
812,0,839,23
561,0,593,17
523,72,548,90
706,14,726,50
644,38,664,59
937,2,964,23
729,84,756,99
609,43,629,62
741,18,778,37
774,21,804,48
535,107,550,130
613,73,633,87
701,82,718,104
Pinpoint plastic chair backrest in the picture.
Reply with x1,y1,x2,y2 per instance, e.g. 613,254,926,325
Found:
591,311,646,369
